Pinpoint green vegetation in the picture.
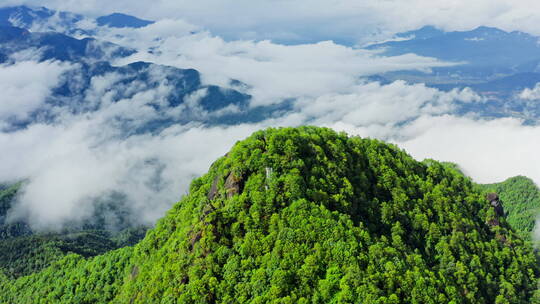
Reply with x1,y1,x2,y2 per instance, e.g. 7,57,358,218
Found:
0,127,539,303
479,176,540,240
0,247,134,304
0,228,147,279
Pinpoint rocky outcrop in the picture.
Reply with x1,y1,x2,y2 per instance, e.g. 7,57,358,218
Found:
207,175,220,200
207,171,244,201
224,172,242,199
487,192,505,217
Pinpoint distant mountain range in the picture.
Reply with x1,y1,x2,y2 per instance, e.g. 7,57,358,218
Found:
365,26,540,122
365,25,540,86
3,6,540,123
0,5,83,29
0,5,154,31
41,61,253,131
0,25,134,62
367,26,540,71
96,13,154,28
0,6,273,132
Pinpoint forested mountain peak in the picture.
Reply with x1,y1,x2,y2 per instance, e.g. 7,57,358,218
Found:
1,126,538,303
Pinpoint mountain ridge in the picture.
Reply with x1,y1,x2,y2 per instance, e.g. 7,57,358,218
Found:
0,25,135,62
367,25,540,67
0,5,154,32
365,25,540,122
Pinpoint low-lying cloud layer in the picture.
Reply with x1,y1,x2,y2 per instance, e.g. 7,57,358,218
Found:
0,60,71,123
95,21,456,106
397,116,540,185
0,120,258,229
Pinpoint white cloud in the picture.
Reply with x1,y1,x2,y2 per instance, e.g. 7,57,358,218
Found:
396,116,540,185
291,81,482,127
0,60,73,122
97,25,457,106
0,64,485,229
0,57,260,229
0,63,533,230
1,116,259,229
518,83,540,100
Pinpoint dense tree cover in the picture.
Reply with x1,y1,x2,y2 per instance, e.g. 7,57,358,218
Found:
479,176,540,240
0,126,538,303
0,228,147,279
0,247,133,304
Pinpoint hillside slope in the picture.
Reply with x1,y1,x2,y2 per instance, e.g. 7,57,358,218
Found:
1,127,538,303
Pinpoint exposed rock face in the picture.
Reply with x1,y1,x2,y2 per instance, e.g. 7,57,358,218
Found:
487,192,505,219
486,193,499,202
224,173,242,198
129,266,139,280
207,171,243,200
207,175,220,200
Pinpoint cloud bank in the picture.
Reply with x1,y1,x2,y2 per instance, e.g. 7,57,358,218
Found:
0,60,72,123
1,120,258,229
92,21,456,106
397,116,540,185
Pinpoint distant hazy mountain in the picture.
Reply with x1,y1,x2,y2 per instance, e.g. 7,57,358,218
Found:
0,8,261,132
0,5,83,29
365,26,540,122
0,5,154,33
42,61,252,130
367,26,540,70
0,25,134,62
0,57,252,132
96,13,154,28
0,5,89,37
366,25,540,84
